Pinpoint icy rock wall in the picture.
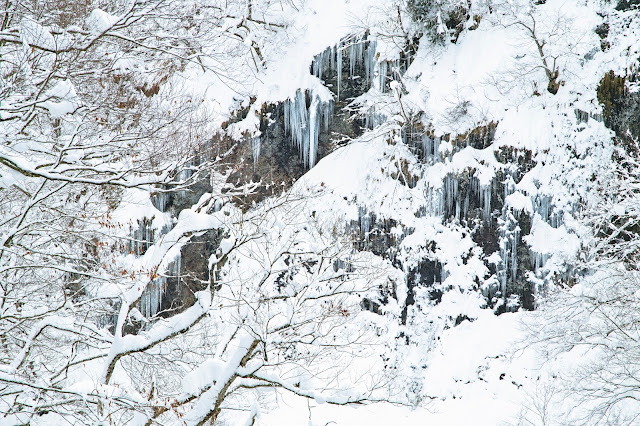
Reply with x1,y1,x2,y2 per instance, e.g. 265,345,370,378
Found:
253,34,405,168
131,225,221,320
225,33,416,208
351,123,573,314
139,257,181,319
311,35,411,130
311,36,412,101
128,217,155,256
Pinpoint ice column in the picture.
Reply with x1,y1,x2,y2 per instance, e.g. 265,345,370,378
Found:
337,42,342,100
251,136,261,164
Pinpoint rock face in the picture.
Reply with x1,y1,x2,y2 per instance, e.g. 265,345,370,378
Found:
392,122,542,313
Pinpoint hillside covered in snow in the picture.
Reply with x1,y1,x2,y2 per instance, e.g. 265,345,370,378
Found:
1,0,640,424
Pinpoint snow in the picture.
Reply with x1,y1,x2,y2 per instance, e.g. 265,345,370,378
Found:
182,358,226,396
21,19,56,50
260,310,538,426
525,214,580,258
86,9,118,34
506,191,534,215
184,335,256,425
40,80,80,118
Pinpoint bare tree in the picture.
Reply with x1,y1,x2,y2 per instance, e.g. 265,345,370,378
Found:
0,186,392,424
0,0,255,422
0,1,399,423
486,0,589,96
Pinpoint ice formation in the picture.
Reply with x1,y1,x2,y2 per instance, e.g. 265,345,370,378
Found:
251,135,261,164
401,132,572,308
151,191,170,212
277,35,404,168
128,217,178,318
421,135,441,164
499,211,520,297
283,89,333,168
128,217,155,256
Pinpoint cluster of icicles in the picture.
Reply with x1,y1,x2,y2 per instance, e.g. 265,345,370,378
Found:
139,34,572,317
311,37,389,100
283,91,333,168
253,36,404,169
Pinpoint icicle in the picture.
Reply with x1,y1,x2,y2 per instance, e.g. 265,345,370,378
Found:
143,285,150,317
348,40,364,77
499,235,508,296
337,42,342,101
422,135,430,160
286,90,308,165
533,195,564,228
141,278,159,318
312,55,320,78
251,136,261,164
538,195,549,223
151,191,170,212
322,101,331,131
284,101,290,134
177,161,194,184
454,178,460,221
296,90,308,158
531,251,549,273
503,173,515,200
359,206,371,239
372,60,381,92
149,280,159,317
129,217,155,255
365,107,383,129
140,256,180,318
511,226,519,284
349,42,356,76
443,174,459,219
312,47,331,80
498,211,519,297
481,184,491,222
365,39,378,89
422,135,437,163
394,59,401,80
308,96,320,168
330,45,335,72
463,189,470,220
379,61,387,93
